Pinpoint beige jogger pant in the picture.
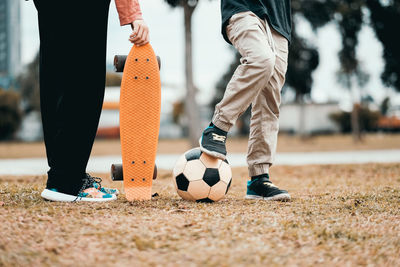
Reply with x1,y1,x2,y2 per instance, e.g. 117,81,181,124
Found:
212,11,289,177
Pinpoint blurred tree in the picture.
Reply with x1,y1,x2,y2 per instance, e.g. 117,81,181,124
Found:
335,0,369,142
17,53,40,112
288,0,333,103
0,88,22,140
285,24,319,137
285,27,319,102
380,96,390,116
164,0,202,146
105,72,122,86
172,101,185,124
297,0,400,140
366,0,400,92
329,106,380,133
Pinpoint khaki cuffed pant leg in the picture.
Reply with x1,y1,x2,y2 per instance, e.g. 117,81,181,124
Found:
211,11,289,177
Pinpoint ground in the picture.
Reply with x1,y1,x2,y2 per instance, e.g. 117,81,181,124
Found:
1,133,400,158
1,163,399,266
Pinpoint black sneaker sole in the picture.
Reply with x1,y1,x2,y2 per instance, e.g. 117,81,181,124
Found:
199,138,227,160
245,193,291,201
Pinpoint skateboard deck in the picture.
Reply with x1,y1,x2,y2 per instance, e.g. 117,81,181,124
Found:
119,44,161,201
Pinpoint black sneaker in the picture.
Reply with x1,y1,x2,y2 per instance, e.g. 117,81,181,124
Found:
245,174,291,201
199,123,227,160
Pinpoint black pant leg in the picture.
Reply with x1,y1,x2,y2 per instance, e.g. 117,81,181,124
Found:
34,0,111,195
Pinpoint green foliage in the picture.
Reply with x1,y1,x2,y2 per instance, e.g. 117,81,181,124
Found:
0,88,22,140
366,0,400,91
329,106,381,133
295,0,400,92
165,0,182,7
215,0,400,105
286,26,319,101
164,0,199,8
335,0,370,89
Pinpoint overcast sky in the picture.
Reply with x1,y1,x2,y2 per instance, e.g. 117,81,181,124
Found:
21,0,395,108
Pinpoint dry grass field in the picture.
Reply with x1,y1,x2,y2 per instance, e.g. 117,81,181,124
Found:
1,133,400,159
1,164,399,266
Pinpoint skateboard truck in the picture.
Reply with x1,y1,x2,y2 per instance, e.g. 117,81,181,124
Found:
114,55,161,72
111,163,158,181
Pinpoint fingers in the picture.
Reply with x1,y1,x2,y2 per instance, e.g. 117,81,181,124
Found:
129,28,139,43
135,30,149,46
141,31,149,45
128,21,149,46
133,27,144,44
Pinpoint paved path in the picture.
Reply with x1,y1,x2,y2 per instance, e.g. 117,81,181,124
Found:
0,149,399,175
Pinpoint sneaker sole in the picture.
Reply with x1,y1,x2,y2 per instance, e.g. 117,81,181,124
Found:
199,138,227,160
41,189,117,202
245,193,291,201
102,189,120,195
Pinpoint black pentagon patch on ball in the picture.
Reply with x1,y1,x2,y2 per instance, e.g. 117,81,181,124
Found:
185,148,202,161
196,198,214,203
225,179,232,194
176,173,190,191
203,168,220,187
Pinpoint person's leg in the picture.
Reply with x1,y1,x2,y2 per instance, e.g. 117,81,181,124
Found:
212,12,276,131
245,23,290,201
200,11,276,159
247,25,289,177
35,0,111,196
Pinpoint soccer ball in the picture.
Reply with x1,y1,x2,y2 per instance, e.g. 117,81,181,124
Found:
172,147,232,202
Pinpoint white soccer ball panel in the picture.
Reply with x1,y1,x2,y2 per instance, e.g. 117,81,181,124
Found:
199,153,222,169
173,154,187,178
177,189,195,201
183,160,206,182
208,181,228,202
219,161,232,184
187,180,210,200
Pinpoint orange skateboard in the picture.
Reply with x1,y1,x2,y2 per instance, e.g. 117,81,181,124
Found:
111,44,161,201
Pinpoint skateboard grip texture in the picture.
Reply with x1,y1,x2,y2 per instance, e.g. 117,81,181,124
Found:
119,44,161,201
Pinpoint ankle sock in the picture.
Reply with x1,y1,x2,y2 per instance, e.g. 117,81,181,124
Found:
209,122,228,135
251,173,270,181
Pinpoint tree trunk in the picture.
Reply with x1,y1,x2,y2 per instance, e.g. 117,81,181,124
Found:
299,100,306,138
351,103,362,142
348,76,362,143
295,93,307,138
183,1,202,147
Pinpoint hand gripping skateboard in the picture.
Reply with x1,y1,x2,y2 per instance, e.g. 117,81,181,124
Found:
111,44,161,201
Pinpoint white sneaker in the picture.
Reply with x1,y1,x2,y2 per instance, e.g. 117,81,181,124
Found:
41,188,117,202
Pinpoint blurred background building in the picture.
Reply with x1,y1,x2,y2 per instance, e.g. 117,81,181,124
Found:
0,0,21,89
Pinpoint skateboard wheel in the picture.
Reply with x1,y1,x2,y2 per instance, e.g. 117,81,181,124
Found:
113,55,161,72
111,163,158,181
111,163,123,181
156,56,161,70
114,55,127,72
